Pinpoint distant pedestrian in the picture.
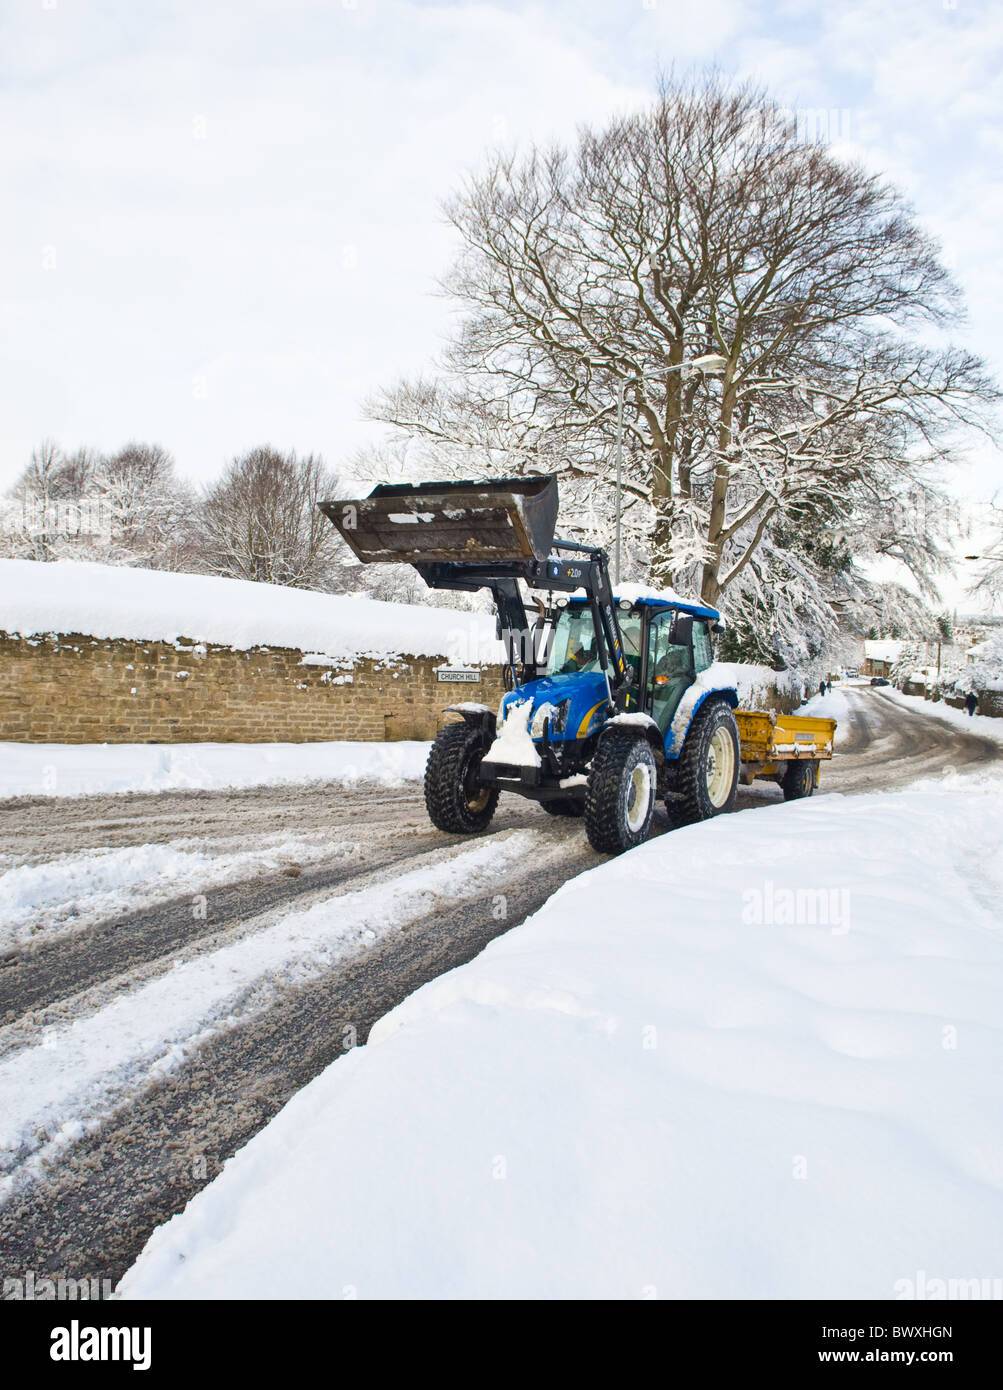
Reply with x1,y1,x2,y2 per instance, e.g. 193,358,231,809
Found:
819,680,827,698
965,692,978,717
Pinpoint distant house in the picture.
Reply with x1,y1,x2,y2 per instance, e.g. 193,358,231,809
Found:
861,640,906,678
967,638,994,664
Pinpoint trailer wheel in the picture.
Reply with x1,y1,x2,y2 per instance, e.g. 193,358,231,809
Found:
584,733,656,854
677,699,740,824
424,722,499,833
781,759,816,801
542,797,585,818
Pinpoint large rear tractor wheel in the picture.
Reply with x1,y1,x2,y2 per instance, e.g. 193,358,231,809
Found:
424,722,499,834
781,758,817,801
584,733,656,854
677,700,740,824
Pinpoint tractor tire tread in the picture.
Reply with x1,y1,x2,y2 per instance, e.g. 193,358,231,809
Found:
676,698,740,825
424,721,499,833
584,731,656,854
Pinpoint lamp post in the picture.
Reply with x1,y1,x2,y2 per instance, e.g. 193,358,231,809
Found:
613,353,728,585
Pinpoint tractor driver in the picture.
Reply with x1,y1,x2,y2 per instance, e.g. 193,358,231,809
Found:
560,634,595,674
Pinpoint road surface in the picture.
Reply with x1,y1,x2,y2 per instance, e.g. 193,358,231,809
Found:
0,687,998,1295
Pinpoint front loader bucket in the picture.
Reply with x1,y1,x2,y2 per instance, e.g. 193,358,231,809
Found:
319,475,559,566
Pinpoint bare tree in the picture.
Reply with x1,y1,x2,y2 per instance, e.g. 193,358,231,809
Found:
196,446,350,590
3,440,103,560
4,438,196,567
365,72,995,653
96,441,197,569
968,503,1003,607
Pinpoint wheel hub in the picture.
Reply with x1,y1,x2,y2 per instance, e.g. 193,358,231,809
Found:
625,763,651,832
464,754,491,812
706,726,735,808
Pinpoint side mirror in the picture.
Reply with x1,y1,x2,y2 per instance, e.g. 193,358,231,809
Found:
668,612,693,646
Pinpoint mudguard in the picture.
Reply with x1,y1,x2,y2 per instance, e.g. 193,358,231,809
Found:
444,702,497,735
665,686,739,758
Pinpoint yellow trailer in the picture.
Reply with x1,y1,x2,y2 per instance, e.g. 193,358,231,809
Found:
735,710,837,800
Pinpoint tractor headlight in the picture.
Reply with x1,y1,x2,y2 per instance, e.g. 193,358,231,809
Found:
530,702,558,738
531,698,571,737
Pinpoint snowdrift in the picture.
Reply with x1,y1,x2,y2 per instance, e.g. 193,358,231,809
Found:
0,740,432,800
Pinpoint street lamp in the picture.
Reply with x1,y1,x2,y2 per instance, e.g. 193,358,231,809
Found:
613,354,728,584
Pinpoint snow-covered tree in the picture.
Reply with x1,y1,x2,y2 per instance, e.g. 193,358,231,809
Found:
362,73,995,659
967,504,1003,607
889,643,925,690
950,630,1003,697
2,441,101,561
93,442,197,569
4,439,195,569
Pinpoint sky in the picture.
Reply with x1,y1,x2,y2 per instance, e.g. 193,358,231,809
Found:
2,0,1002,518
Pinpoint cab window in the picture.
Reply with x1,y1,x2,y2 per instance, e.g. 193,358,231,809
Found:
546,605,641,679
646,611,695,735
692,620,714,673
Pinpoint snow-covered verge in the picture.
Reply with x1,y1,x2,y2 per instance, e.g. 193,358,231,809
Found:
796,687,851,724
121,778,1003,1300
0,559,504,663
0,740,432,800
879,687,1003,745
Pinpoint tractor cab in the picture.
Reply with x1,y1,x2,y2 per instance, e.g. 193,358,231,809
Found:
508,592,723,756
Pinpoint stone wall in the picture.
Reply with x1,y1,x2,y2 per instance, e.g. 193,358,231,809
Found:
0,633,506,744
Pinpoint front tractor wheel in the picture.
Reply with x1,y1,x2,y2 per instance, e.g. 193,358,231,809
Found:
584,733,656,855
424,722,499,834
677,700,740,824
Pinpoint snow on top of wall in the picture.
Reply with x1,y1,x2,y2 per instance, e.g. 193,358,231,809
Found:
0,559,504,664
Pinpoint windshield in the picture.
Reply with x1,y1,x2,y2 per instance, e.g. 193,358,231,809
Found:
545,605,641,677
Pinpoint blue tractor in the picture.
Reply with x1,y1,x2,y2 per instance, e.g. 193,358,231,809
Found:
321,475,742,855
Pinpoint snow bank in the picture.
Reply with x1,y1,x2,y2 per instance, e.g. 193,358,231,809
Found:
121,777,1003,1300
797,687,851,724
0,559,503,663
879,688,1003,746
0,740,432,801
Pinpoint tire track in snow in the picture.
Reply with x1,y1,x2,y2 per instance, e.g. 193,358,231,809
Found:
0,830,548,1200
1,688,998,1291
0,829,458,1027
0,841,595,1291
